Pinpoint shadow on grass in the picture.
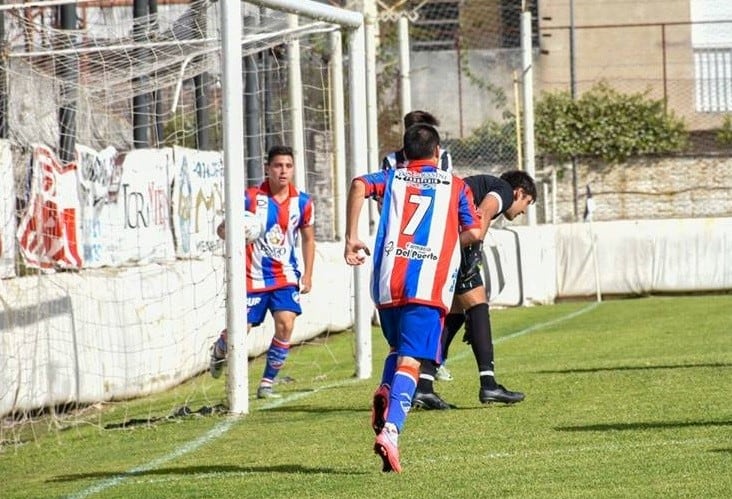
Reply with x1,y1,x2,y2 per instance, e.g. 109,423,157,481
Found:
104,405,229,429
49,463,365,482
555,420,732,432
535,362,731,374
261,405,365,415
710,448,731,454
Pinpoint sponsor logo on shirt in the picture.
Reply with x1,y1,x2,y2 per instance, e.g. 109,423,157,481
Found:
263,224,287,258
394,242,438,261
395,169,450,189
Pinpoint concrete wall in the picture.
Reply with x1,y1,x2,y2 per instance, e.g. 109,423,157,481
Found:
458,155,732,224
542,156,732,223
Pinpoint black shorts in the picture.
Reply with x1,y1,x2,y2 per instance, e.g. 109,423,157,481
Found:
455,242,484,295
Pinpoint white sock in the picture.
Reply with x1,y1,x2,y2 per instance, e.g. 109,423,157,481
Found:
383,423,399,445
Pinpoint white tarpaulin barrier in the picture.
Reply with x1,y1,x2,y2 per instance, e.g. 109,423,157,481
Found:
483,225,557,307
556,218,732,297
0,242,353,417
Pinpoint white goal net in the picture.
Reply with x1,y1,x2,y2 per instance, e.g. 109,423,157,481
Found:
1,0,369,440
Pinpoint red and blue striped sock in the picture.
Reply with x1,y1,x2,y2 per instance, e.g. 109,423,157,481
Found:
386,364,419,433
261,337,290,383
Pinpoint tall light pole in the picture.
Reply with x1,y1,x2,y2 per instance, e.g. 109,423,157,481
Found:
569,0,579,219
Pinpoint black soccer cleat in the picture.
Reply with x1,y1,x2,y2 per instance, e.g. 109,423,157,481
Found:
411,391,456,410
479,385,525,404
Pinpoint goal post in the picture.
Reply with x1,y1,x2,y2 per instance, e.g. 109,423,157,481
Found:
219,0,247,414
223,0,371,413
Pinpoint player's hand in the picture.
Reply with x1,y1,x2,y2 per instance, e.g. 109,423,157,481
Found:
300,276,312,294
344,239,370,266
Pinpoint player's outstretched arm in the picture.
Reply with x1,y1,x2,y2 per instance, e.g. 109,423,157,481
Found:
344,179,369,266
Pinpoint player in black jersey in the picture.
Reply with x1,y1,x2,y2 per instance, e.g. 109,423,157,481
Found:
412,170,537,409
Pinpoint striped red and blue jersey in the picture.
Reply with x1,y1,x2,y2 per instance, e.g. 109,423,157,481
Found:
244,181,313,292
356,160,480,313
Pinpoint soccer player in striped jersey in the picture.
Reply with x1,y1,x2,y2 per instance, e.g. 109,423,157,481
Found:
210,145,315,400
345,124,481,473
380,110,453,381
381,110,452,172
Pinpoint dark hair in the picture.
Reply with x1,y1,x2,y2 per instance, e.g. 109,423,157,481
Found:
267,145,294,164
403,124,440,160
500,170,538,201
404,110,440,129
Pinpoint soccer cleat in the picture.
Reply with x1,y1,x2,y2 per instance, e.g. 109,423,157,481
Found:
435,364,454,382
371,385,390,435
479,384,525,404
209,346,226,379
411,390,455,410
374,429,402,473
256,385,282,399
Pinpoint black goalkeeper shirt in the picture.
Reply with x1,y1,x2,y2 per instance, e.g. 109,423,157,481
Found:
463,175,514,219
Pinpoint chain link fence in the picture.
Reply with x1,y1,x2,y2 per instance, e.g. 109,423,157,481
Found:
371,0,535,176
364,0,732,222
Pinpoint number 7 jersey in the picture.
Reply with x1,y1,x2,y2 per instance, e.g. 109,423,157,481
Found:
356,161,480,313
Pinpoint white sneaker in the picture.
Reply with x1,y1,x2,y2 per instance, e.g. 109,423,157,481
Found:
436,364,454,382
256,385,282,399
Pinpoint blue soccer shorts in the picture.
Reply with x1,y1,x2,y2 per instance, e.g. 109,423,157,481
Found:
378,304,445,363
247,286,302,326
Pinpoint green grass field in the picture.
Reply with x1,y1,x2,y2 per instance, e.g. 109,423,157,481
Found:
2,295,731,498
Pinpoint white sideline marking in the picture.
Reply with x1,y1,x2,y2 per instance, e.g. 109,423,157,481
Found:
495,302,600,344
67,379,362,499
450,301,600,362
68,418,237,499
68,304,597,498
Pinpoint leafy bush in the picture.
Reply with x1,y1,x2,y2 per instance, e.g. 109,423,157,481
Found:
535,82,687,162
717,114,732,147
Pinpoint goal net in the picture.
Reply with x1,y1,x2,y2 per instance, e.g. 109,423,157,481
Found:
0,0,368,442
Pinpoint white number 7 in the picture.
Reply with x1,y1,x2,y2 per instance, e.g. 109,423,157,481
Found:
403,194,432,235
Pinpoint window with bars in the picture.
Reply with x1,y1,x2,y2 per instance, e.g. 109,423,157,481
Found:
694,47,732,112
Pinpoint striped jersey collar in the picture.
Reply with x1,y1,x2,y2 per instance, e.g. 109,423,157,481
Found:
405,159,439,170
258,180,299,198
